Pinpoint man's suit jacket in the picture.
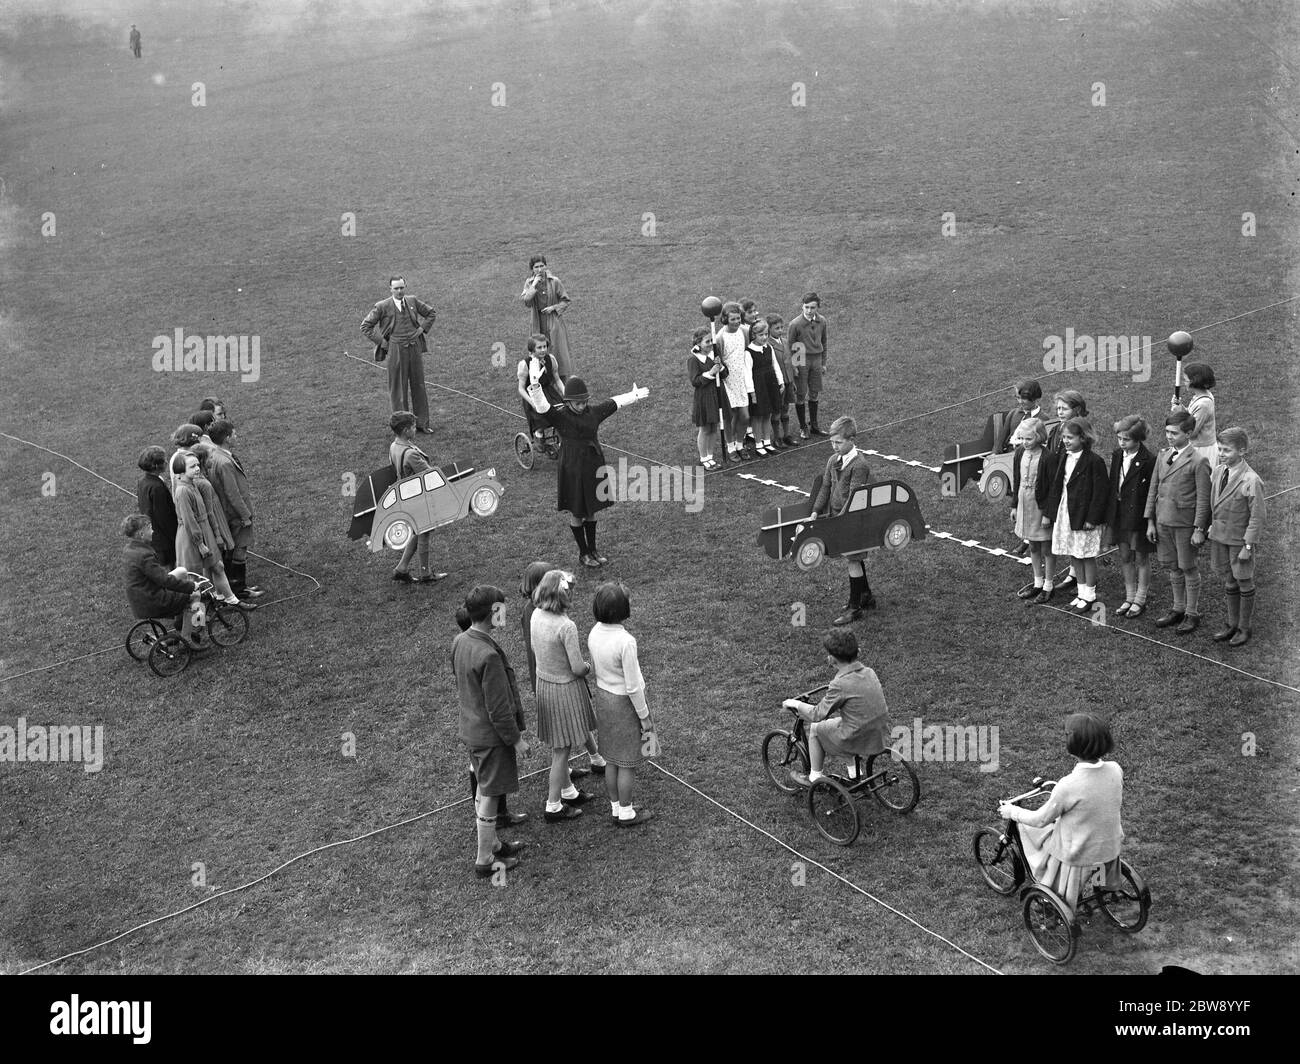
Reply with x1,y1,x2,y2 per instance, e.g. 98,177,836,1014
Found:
360,296,436,358
205,446,253,526
812,451,871,516
1105,445,1155,533
1208,460,1266,546
451,628,524,750
1144,446,1211,530
136,474,178,560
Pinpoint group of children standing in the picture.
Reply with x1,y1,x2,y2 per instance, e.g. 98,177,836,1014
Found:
689,294,830,471
1006,366,1266,646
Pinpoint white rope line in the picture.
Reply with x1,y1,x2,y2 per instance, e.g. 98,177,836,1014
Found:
648,761,1002,975
0,432,321,684
342,351,672,469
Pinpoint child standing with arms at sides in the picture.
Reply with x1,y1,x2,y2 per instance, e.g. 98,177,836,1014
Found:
1208,428,1266,647
998,713,1124,911
531,569,599,821
688,325,726,471
520,560,605,777
713,302,753,461
766,313,797,447
1008,418,1055,603
1044,390,1089,595
1106,416,1156,618
588,582,656,827
746,319,785,455
1174,363,1218,470
1145,408,1211,635
1041,417,1110,615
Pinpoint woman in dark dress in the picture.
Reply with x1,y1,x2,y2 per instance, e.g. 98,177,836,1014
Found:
526,375,648,569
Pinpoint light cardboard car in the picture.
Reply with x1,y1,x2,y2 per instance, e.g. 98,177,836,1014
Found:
366,462,503,552
941,411,1059,499
756,477,926,571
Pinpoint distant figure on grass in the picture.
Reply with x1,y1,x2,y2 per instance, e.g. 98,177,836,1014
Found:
122,514,202,649
1009,417,1054,603
1105,416,1156,619
785,629,889,789
1172,362,1218,471
521,254,574,379
809,415,875,625
136,445,178,567
361,276,437,434
129,24,142,58
588,581,655,827
530,570,599,823
451,585,530,880
687,325,726,471
205,419,264,600
713,302,752,462
517,333,564,447
787,292,829,438
520,560,603,778
1040,417,1109,616
387,411,447,584
1207,427,1266,648
1145,408,1211,635
525,375,649,569
171,452,245,608
998,712,1125,911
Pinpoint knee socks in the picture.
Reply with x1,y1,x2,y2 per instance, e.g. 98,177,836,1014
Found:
583,521,598,554
796,403,807,430
1135,561,1151,605
570,525,586,555
1238,581,1256,631
1184,568,1201,616
1169,569,1186,611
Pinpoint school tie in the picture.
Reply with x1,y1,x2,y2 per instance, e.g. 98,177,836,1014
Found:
1166,451,1175,466
1218,467,1229,496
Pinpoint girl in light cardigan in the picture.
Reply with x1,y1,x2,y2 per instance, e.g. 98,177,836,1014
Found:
587,582,655,827
998,713,1124,909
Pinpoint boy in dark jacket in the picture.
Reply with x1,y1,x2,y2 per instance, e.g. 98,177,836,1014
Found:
122,514,201,647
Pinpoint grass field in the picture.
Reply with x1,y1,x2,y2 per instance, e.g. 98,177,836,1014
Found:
1,0,1297,975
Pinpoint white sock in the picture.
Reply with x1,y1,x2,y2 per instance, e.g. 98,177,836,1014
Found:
1083,584,1096,602
589,754,607,767
546,799,563,813
560,784,579,801
808,769,825,782
619,805,637,821
610,801,622,817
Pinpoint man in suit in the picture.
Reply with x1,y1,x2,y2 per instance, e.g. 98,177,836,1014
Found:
451,586,530,879
361,276,436,434
129,25,142,58
1145,409,1211,634
206,419,264,598
811,415,875,624
785,629,889,787
1208,427,1267,647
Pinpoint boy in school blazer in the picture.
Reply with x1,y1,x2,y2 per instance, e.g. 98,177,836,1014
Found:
1207,428,1266,647
1145,409,1211,634
810,416,876,625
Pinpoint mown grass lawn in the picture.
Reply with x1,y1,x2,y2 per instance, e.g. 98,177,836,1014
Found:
1,0,1296,975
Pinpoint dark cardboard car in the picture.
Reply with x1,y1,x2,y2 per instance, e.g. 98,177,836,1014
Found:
756,477,926,570
357,461,504,552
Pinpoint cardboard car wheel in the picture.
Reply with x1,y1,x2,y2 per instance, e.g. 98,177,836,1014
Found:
883,518,912,551
985,471,1010,500
470,486,499,517
795,537,825,571
383,519,413,551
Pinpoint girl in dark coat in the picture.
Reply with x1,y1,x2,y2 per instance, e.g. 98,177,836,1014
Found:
526,375,648,569
687,326,726,471
1040,417,1110,615
136,445,178,567
1106,415,1156,618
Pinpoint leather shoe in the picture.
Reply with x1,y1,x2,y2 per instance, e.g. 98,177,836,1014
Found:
810,426,829,437
419,572,449,583
1013,541,1030,557
1228,628,1250,647
1016,584,1039,599
391,571,414,583
617,809,654,827
1212,624,1238,643
860,595,877,611
492,840,526,859
1056,574,1078,594
474,855,520,878
544,805,583,822
562,789,596,806
1175,615,1200,635
1154,610,1185,628
1032,588,1053,605
586,762,607,776
833,607,863,626
495,811,529,828
580,554,602,568
783,436,797,447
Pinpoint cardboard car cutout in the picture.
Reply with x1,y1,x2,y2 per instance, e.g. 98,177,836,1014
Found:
756,477,926,571
349,461,504,550
941,411,1059,499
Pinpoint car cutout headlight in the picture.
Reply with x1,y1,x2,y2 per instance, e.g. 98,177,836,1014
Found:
486,468,495,479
